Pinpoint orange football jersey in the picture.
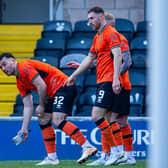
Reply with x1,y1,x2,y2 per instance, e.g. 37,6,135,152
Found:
16,60,68,98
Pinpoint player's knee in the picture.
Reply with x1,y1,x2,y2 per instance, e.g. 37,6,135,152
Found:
117,117,128,128
92,112,104,122
92,106,105,121
38,113,52,125
52,113,67,127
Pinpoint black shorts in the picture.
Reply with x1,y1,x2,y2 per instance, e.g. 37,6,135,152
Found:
44,84,77,115
113,89,130,115
94,82,130,115
94,82,115,110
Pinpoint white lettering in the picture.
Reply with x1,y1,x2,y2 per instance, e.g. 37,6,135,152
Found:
133,129,152,145
61,132,70,145
137,130,150,145
90,128,101,145
133,151,146,157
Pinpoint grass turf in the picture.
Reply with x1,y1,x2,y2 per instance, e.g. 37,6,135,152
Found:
0,160,147,168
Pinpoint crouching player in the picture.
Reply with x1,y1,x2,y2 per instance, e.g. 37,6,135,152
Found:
0,53,97,166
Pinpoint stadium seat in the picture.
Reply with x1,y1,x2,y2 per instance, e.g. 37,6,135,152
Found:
129,68,146,116
130,36,148,55
72,20,96,39
34,38,66,57
0,41,36,58
42,20,72,41
129,105,143,116
59,53,87,68
134,21,152,37
129,88,144,116
31,56,59,67
115,18,134,43
13,91,39,116
0,102,14,116
0,70,16,84
84,74,97,90
76,89,96,116
66,37,92,55
0,24,42,41
129,68,146,87
131,54,147,69
0,84,18,101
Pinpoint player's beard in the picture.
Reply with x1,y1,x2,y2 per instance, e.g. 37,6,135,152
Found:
5,68,15,76
91,22,101,31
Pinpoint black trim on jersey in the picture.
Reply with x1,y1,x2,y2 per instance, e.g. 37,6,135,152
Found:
57,120,67,130
36,69,49,79
26,90,32,95
70,128,79,137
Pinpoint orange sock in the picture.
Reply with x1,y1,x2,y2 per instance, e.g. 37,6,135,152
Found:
95,118,116,153
101,134,111,153
110,121,123,146
58,120,86,146
40,123,56,154
121,124,133,151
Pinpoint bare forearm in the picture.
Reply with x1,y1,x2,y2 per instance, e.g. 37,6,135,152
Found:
112,47,122,81
22,106,33,130
37,85,47,106
113,54,122,80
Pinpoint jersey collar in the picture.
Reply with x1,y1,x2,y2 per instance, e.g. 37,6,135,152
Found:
16,63,20,78
98,24,108,35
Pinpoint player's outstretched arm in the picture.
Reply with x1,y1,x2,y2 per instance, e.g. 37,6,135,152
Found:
65,52,96,86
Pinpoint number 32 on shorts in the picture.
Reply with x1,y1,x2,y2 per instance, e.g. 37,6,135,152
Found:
53,96,64,105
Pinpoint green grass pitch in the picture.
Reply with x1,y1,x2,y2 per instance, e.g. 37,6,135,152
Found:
0,160,147,168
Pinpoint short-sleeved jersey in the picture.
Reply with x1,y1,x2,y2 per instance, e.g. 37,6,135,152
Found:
90,24,122,84
16,60,68,98
119,34,131,90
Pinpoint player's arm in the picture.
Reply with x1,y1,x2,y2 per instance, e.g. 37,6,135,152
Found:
65,52,96,86
32,75,47,117
111,46,122,94
16,94,33,141
120,50,132,75
21,94,33,131
66,59,97,69
71,52,96,76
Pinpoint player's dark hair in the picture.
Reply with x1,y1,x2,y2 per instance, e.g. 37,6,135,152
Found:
0,53,15,61
88,6,104,14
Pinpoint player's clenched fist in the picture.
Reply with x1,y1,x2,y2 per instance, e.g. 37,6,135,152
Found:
64,75,76,86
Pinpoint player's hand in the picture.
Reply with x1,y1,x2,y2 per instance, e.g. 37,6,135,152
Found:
66,61,80,69
112,80,121,94
35,104,45,118
17,129,28,142
64,75,76,86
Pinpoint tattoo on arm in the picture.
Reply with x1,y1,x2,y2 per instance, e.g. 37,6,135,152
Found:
120,50,132,75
